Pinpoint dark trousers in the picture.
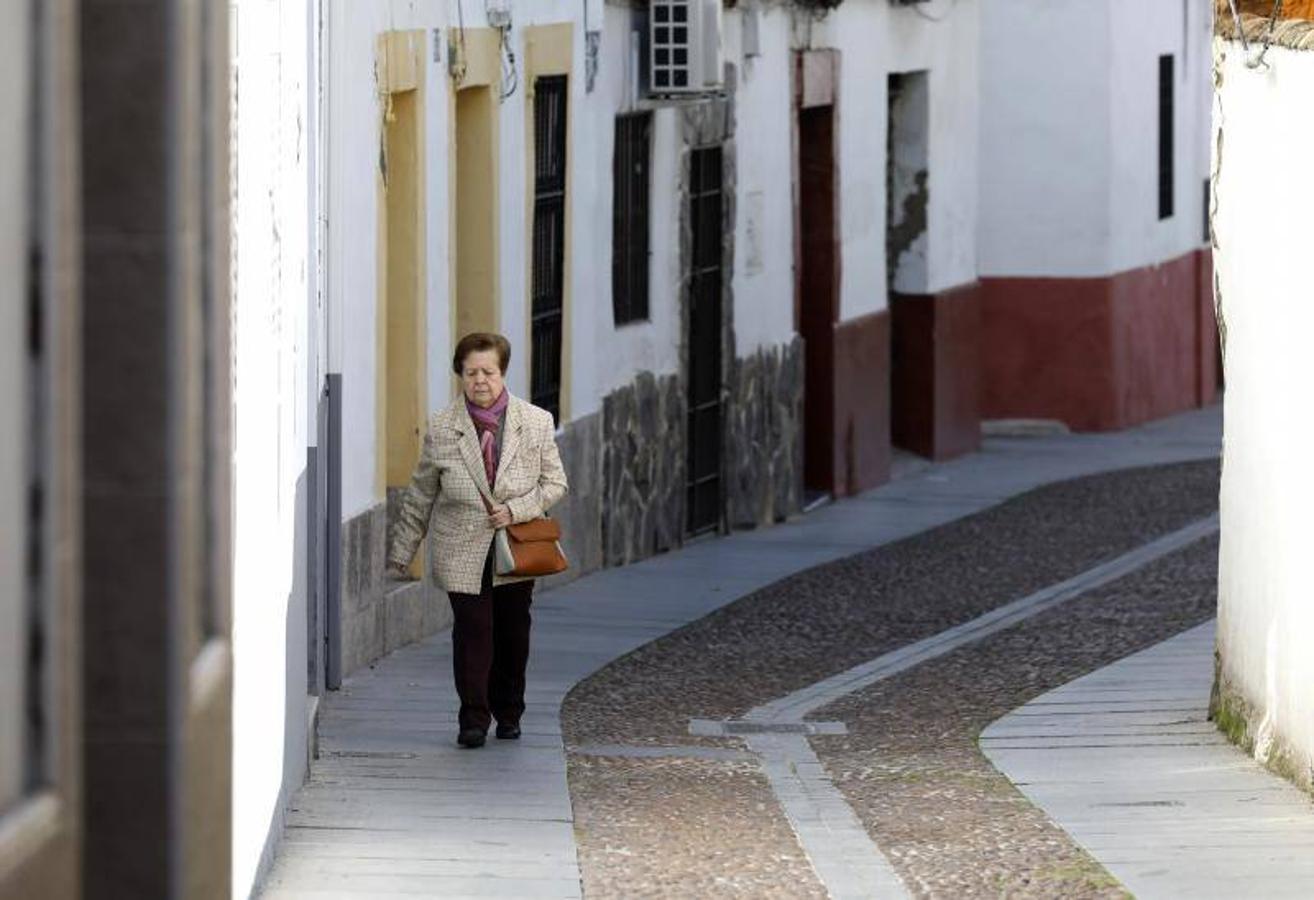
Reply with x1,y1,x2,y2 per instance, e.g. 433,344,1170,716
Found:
448,552,534,733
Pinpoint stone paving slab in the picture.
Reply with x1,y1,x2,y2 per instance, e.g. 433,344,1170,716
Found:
260,405,1222,898
981,621,1314,899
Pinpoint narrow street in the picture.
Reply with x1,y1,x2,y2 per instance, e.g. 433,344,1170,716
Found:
566,460,1220,898
254,404,1314,899
12,4,1314,898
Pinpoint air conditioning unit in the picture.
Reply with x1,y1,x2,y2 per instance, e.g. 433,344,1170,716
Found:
649,0,723,96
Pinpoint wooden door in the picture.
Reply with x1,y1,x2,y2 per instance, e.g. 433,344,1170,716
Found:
798,104,838,495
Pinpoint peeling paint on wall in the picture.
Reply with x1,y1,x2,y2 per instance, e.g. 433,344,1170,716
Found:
886,70,929,294
887,169,928,291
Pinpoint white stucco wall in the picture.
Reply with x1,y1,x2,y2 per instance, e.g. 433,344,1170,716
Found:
558,3,686,412
726,3,797,356
0,0,29,812
230,1,313,894
327,0,454,518
324,0,812,452
979,0,1112,277
818,0,981,318
1212,40,1314,783
1107,0,1213,273
980,0,1211,279
323,0,985,498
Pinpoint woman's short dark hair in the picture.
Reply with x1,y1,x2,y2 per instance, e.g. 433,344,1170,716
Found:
452,332,512,375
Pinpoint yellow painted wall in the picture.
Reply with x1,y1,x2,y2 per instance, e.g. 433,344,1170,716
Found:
375,31,427,501
447,27,502,401
385,87,423,487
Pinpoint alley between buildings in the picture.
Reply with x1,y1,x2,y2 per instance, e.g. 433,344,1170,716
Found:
251,403,1314,900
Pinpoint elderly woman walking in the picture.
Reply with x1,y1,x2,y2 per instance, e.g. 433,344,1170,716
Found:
387,332,568,749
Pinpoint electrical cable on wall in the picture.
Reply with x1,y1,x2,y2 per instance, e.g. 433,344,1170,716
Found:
451,0,469,84
484,0,518,100
379,5,397,186
1251,0,1285,68
499,36,519,100
1228,0,1287,68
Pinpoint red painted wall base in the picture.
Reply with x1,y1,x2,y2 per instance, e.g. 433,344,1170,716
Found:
980,249,1220,432
891,282,983,461
828,311,891,497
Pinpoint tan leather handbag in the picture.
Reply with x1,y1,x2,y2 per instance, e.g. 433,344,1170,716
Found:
481,494,569,577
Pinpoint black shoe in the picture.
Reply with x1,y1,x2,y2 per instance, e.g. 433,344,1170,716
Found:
457,728,486,749
495,723,521,740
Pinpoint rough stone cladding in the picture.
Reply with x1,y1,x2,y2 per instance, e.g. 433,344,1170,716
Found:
726,337,805,528
341,502,451,676
541,411,605,590
597,343,804,569
602,372,688,567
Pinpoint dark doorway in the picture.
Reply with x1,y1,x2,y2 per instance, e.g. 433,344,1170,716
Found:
686,145,723,537
798,103,838,498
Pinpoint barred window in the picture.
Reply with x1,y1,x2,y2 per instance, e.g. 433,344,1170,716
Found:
612,112,652,326
531,75,568,424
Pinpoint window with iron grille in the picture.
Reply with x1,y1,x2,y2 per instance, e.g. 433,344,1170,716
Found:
1158,54,1174,221
612,112,652,326
531,75,568,424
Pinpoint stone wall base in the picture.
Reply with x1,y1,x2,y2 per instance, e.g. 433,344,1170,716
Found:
727,337,804,529
601,372,686,568
540,411,605,591
340,502,451,678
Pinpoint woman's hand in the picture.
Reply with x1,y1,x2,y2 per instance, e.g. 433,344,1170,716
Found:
386,561,416,581
487,503,513,529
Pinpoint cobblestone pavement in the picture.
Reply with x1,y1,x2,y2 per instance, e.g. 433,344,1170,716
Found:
568,754,828,899
562,459,1219,898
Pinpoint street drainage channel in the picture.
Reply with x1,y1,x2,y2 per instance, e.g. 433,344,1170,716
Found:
686,515,1220,900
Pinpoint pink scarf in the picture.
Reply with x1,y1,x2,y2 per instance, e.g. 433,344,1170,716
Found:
466,389,509,488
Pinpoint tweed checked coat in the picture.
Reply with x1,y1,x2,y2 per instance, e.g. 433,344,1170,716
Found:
388,393,568,595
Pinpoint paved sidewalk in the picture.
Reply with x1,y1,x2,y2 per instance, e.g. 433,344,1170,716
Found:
261,405,1222,898
981,621,1314,899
